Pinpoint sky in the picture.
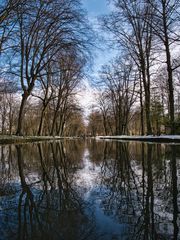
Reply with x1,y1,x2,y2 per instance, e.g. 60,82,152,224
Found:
82,0,115,75
83,0,110,16
77,0,115,115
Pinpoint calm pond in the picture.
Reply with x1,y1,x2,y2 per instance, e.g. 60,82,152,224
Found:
0,140,179,240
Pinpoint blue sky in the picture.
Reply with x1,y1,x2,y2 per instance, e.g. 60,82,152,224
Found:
82,0,115,82
77,0,116,113
83,0,110,16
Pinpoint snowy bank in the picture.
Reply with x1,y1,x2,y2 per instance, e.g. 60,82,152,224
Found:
96,135,180,143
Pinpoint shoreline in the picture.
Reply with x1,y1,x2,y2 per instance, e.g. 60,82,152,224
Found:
0,135,180,144
97,135,180,143
0,136,78,144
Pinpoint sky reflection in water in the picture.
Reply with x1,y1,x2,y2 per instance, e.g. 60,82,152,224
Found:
0,140,179,240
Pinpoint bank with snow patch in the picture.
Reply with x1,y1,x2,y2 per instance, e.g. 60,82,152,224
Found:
97,135,180,143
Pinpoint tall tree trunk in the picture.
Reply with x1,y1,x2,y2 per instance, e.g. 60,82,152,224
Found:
140,75,145,135
16,92,28,136
51,110,58,136
59,121,65,136
38,105,47,136
38,113,45,136
164,38,175,134
146,49,153,135
57,114,65,136
145,90,152,135
141,62,152,135
102,113,108,135
162,2,175,134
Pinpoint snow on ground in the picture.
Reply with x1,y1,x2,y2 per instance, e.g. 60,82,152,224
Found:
96,135,180,141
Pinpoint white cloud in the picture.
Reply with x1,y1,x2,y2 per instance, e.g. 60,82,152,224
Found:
76,79,98,116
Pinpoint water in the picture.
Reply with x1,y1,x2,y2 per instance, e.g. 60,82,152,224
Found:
0,140,179,240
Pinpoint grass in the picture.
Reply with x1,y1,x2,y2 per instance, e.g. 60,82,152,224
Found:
0,135,64,144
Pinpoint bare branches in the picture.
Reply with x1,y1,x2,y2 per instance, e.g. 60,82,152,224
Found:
98,56,138,135
5,0,93,135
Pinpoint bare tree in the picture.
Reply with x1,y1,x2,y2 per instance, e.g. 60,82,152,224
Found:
32,62,55,136
100,56,138,135
101,0,154,134
147,0,180,134
0,0,20,54
11,0,92,135
96,91,112,135
50,51,85,136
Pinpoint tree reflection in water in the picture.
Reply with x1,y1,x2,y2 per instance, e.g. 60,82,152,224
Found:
87,140,180,240
0,140,179,240
0,141,98,240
